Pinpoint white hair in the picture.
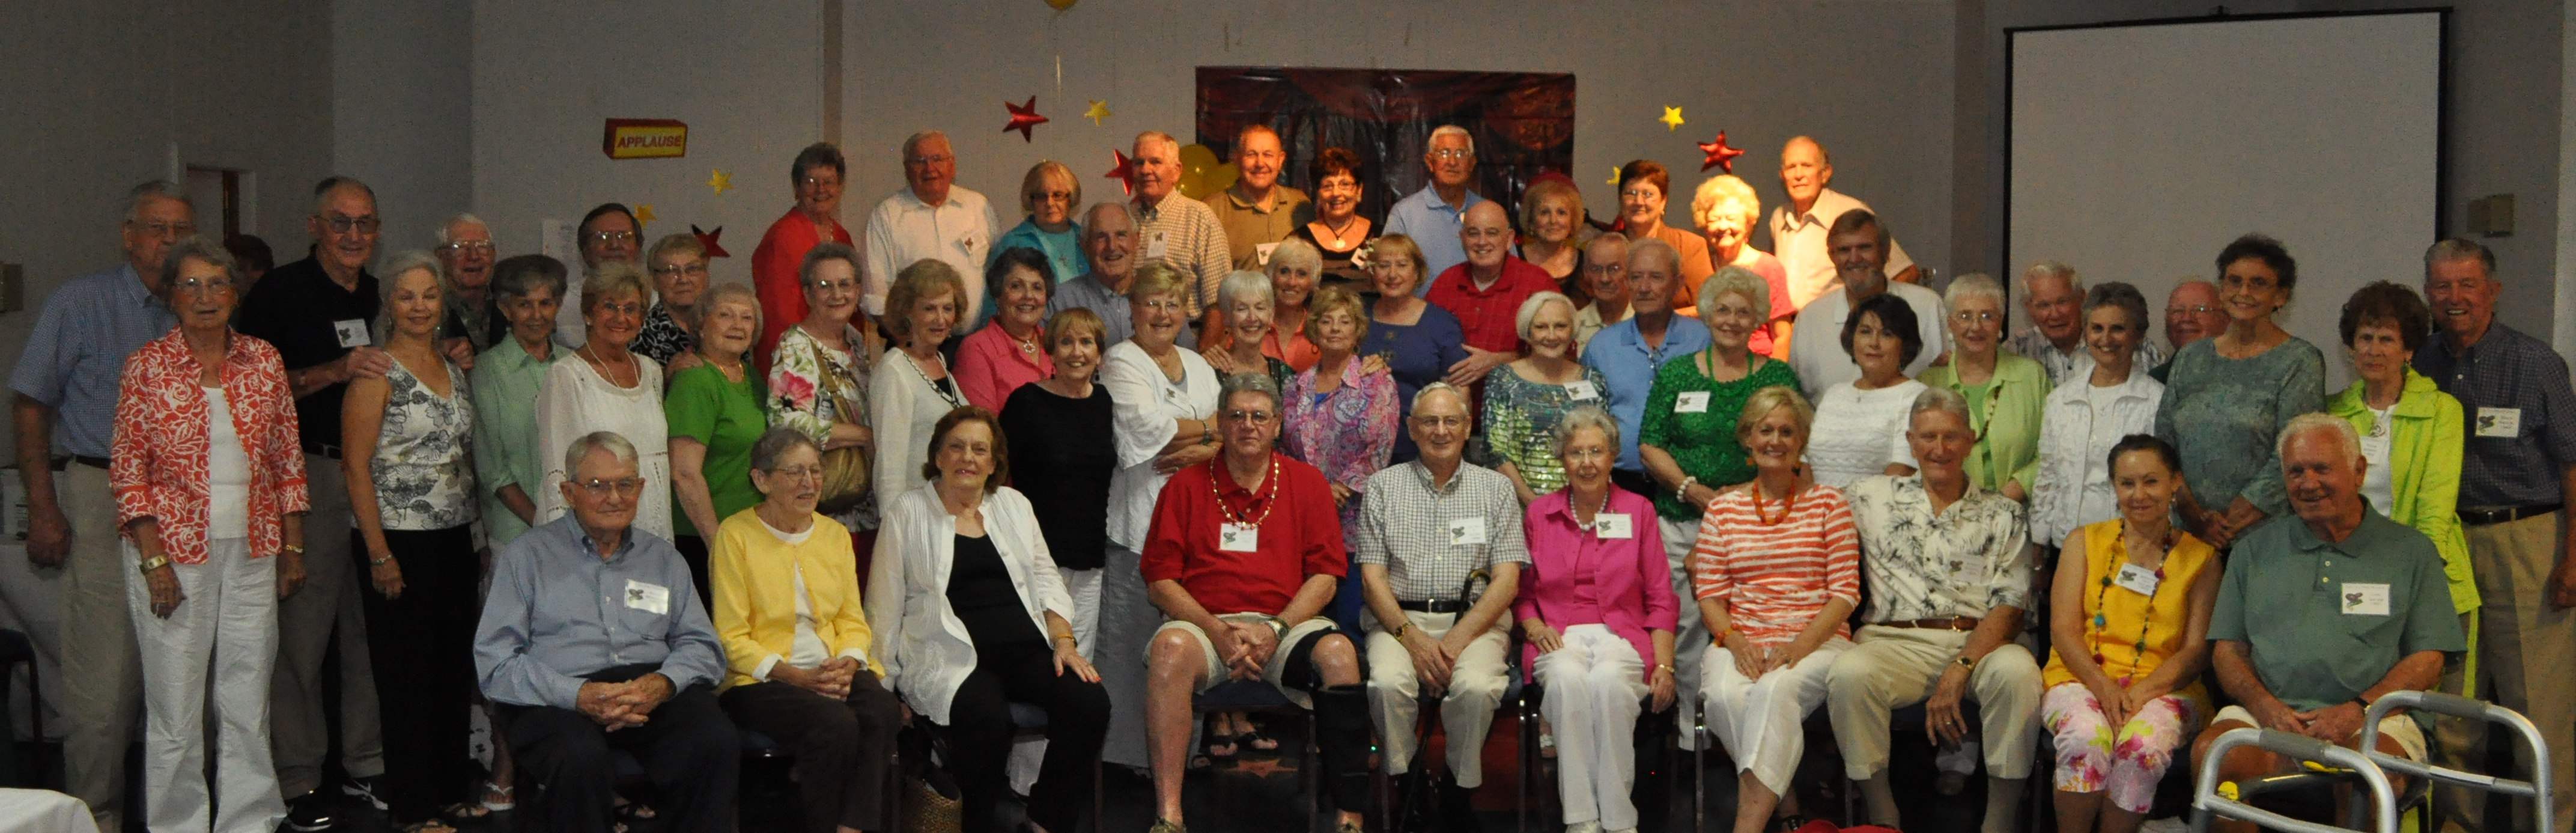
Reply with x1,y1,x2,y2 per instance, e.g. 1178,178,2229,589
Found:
125,180,191,220
437,213,489,245
371,250,446,344
1413,381,1471,419
2277,412,2363,466
1429,124,1475,156
1216,269,1273,310
1945,272,2006,311
1698,266,1770,320
1910,385,1972,425
564,430,640,477
1514,291,1576,342
901,130,950,160
2018,261,2082,298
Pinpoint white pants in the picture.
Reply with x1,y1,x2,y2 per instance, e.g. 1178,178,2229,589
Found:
1659,517,1707,748
1701,636,1852,795
127,537,284,833
1535,624,1648,830
1364,610,1511,787
1062,567,1102,662
1825,624,2043,781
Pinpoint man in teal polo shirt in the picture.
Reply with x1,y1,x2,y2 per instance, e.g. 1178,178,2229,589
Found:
2194,413,2464,832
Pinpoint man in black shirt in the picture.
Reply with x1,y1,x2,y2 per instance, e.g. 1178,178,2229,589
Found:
233,175,392,829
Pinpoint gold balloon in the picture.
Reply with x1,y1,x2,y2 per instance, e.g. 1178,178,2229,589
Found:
1175,143,1239,200
1046,0,1077,9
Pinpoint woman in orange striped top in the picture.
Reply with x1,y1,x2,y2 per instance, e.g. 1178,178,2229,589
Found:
1692,385,1862,833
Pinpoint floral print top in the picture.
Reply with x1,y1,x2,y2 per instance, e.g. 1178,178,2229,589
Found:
630,302,694,367
370,356,478,530
1281,358,1400,543
767,322,875,528
111,329,309,564
1480,362,1612,498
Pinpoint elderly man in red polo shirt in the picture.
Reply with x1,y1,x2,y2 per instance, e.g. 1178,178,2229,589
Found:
1428,201,1557,388
1141,373,1371,833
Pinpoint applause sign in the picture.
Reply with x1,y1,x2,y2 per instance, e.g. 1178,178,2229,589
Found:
603,119,688,160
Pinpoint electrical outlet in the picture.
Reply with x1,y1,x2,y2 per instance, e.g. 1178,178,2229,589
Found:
2468,194,2516,237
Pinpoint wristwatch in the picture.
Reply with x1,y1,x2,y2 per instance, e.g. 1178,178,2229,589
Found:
136,555,171,574
1955,654,1977,669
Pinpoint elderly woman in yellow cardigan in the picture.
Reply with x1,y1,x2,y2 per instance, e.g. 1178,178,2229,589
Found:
2327,282,2474,617
711,427,907,833
1919,273,2052,501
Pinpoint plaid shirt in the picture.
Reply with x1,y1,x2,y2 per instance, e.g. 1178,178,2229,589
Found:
1134,191,1233,317
2416,323,2576,508
1356,460,1531,604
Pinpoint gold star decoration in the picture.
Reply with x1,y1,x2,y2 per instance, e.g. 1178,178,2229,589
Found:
708,169,733,195
633,204,657,224
1608,166,1623,186
1083,99,1112,126
1659,106,1686,131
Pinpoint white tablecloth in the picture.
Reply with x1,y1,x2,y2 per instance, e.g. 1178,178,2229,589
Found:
0,789,98,833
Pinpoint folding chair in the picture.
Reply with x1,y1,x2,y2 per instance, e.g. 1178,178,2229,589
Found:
1006,700,1105,832
1195,679,1322,832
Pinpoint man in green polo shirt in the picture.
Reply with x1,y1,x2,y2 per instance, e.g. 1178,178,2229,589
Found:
2193,413,2465,832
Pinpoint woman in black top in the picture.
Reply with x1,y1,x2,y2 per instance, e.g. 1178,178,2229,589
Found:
997,308,1118,654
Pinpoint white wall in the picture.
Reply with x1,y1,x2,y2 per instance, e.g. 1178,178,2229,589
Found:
336,0,475,253
0,0,337,456
840,0,1957,275
470,0,836,290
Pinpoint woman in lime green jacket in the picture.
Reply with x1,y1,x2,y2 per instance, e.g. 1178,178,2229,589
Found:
2327,282,2477,622
1919,273,2051,501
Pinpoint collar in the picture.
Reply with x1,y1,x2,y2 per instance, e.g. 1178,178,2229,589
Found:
1894,473,1987,513
1782,188,1855,228
1412,185,1479,212
2287,505,2389,553
115,263,167,308
1214,453,1280,498
1543,486,1627,523
895,186,957,211
1137,190,1182,218
496,337,556,369
1407,459,1472,494
1223,185,1298,212
573,522,639,564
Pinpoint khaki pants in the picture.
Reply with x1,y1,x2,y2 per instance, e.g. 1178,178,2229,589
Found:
1826,624,2044,780
1364,609,1510,787
2446,513,2576,833
56,464,141,833
269,453,384,796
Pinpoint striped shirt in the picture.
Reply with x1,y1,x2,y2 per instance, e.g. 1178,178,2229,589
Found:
1690,483,1861,644
2416,323,2576,508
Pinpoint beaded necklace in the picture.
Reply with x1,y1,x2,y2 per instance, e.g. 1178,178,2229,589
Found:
1208,454,1283,528
1752,481,1796,526
2089,519,2170,685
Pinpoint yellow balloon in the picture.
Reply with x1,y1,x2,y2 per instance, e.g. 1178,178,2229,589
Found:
1176,144,1238,200
1046,0,1077,9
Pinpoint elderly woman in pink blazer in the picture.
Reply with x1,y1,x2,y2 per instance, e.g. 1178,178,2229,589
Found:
1516,405,1679,833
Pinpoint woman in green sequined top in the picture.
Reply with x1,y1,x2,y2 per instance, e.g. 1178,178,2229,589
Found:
1481,290,1610,504
1638,266,1802,523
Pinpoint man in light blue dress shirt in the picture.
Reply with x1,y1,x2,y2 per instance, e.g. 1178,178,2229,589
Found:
1579,240,1712,489
476,432,736,833
1383,126,1489,292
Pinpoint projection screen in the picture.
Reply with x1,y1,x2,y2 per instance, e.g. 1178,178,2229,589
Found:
2008,11,2444,388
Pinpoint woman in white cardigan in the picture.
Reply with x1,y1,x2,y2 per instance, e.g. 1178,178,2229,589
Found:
868,406,1106,833
2029,282,2166,546
870,259,971,509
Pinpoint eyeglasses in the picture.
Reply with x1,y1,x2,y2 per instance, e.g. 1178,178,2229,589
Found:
439,241,496,255
1429,149,1474,160
321,215,381,235
1223,409,1276,426
1620,188,1661,201
651,263,711,278
1950,311,2001,325
805,278,859,293
587,230,638,245
1411,415,1467,429
1138,299,1186,312
1033,189,1075,203
592,302,645,317
798,176,840,189
904,154,954,166
2167,304,2218,316
2220,273,2277,291
576,477,646,498
172,276,234,296
129,220,197,239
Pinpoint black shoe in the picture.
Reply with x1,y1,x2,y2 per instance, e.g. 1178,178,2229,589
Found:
342,774,389,811
285,790,338,832
1440,779,1483,833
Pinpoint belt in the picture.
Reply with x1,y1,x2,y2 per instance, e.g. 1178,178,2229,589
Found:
1879,616,1980,632
2460,505,2557,526
71,455,109,470
1397,599,1468,614
303,443,342,460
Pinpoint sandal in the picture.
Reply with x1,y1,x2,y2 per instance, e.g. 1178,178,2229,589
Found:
1239,728,1280,754
480,779,515,811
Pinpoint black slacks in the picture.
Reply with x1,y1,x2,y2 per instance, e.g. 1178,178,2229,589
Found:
939,640,1112,833
357,525,481,823
720,672,905,833
498,665,740,833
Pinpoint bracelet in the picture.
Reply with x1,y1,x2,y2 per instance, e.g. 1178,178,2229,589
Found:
136,555,171,574
1052,633,1078,645
369,555,392,567
1954,654,1978,669
282,544,305,554
1675,475,1698,495
1392,621,1412,640
1654,663,1675,675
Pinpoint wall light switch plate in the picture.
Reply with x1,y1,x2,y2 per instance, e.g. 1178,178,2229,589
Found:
2468,194,2516,237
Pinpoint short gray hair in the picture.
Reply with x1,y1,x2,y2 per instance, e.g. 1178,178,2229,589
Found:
2277,412,2362,465
800,242,861,287
750,426,822,474
160,235,236,288
438,213,489,245
1626,236,1680,276
1082,201,1138,236
126,180,191,221
1134,130,1181,157
1267,237,1322,275
1216,270,1274,310
1553,405,1620,460
1218,371,1281,413
1412,381,1471,419
372,250,446,344
564,430,640,476
1698,265,1770,320
1945,272,2006,311
311,175,375,213
1909,385,1972,427
2081,281,2151,337
1514,291,1576,342
699,282,764,350
901,130,950,161
1429,124,1475,156
493,254,568,302
2018,261,2082,298
2423,238,2496,281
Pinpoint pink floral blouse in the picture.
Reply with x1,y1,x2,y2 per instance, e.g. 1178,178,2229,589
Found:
1280,358,1399,542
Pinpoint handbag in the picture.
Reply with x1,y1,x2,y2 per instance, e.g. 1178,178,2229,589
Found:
808,338,872,514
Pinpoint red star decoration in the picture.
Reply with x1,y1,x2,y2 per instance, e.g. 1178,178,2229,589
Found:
1103,148,1135,196
690,224,729,258
1697,130,1746,173
1002,96,1049,142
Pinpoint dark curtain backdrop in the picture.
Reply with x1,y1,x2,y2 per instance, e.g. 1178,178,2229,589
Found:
1195,67,1576,227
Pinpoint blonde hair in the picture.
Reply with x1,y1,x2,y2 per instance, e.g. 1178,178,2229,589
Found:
1519,178,1585,240
1690,175,1760,231
1369,234,1427,291
884,259,968,343
1045,307,1107,353
582,261,649,316
1733,385,1814,445
697,282,763,353
1018,160,1081,216
1126,262,1193,304
1304,284,1369,346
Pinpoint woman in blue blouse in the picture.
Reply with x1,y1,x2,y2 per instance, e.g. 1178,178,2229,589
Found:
2154,234,2326,548
1358,233,1468,462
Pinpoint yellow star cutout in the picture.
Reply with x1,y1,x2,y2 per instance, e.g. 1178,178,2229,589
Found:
1083,99,1112,126
1659,106,1685,131
1608,166,1623,186
633,204,656,224
708,169,733,195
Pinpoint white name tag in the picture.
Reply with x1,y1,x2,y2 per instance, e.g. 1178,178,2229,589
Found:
1220,522,1260,552
2476,407,2522,438
1447,517,1487,546
623,579,669,615
1592,513,1633,539
2112,562,2160,597
2342,582,2392,616
333,319,372,349
1566,380,1600,401
1145,229,1171,260
1255,242,1280,266
1674,391,1711,413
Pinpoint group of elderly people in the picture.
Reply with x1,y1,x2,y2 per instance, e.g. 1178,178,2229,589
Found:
17,123,2576,833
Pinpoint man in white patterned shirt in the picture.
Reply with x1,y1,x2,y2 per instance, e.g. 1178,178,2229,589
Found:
2006,261,2161,386
1128,130,1233,319
863,130,998,328
1356,383,1526,832
1825,386,2042,833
